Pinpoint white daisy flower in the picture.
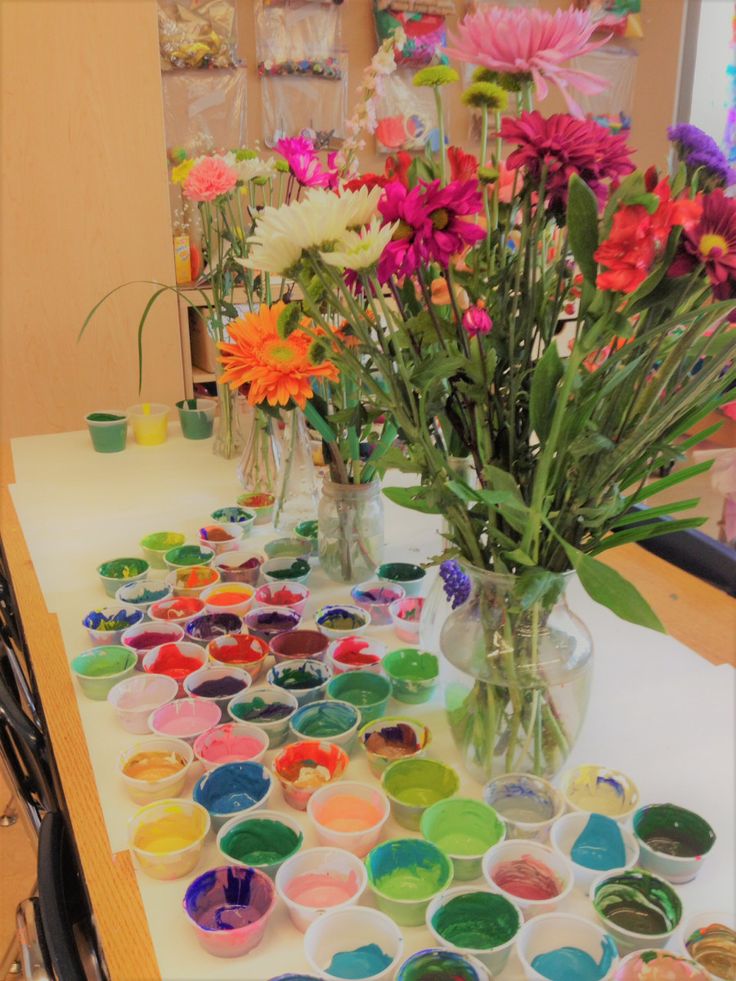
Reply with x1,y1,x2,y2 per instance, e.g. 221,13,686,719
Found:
236,157,278,183
321,218,397,271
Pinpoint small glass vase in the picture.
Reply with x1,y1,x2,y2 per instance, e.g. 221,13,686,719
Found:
237,406,280,494
212,380,245,459
420,563,593,783
318,478,384,583
273,410,319,532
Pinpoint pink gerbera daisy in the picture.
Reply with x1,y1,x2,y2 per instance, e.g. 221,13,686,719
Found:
669,189,736,313
275,136,338,189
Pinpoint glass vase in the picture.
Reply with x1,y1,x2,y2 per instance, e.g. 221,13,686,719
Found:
318,479,384,583
237,406,280,494
420,563,593,783
273,410,319,532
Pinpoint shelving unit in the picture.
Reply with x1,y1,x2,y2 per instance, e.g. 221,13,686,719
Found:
177,285,250,397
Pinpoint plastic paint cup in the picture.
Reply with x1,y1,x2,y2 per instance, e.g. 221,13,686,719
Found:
304,906,404,981
82,604,143,645
267,659,333,708
139,531,186,569
632,804,716,884
516,912,620,981
325,670,391,726
128,403,169,446
129,798,209,879
193,760,272,831
591,868,683,954
270,629,329,664
382,758,460,831
314,604,371,640
227,686,298,748
115,578,173,611
176,397,216,440
307,780,390,857
389,597,424,644
273,740,348,811
244,605,302,641
148,596,204,626
382,648,438,705
377,562,426,598
71,645,137,699
360,717,431,777
254,581,310,616
365,838,453,927
85,410,128,453
165,564,220,598
421,798,506,881
395,949,490,981
213,550,265,586
123,623,186,668
200,582,254,617
294,520,319,557
198,523,244,557
118,736,193,804
183,865,276,957
275,847,368,932
483,773,566,843
617,949,712,981
210,507,256,535
327,637,388,676
264,538,313,561
351,581,406,626
677,910,736,978
208,634,269,681
164,544,215,571
560,764,640,822
107,673,179,734
185,612,243,647
193,721,268,770
97,557,149,598
262,556,311,585
289,700,361,751
550,812,640,891
481,839,574,920
236,493,275,525
217,809,304,877
426,887,523,974
148,695,221,744
141,640,206,692
184,665,251,718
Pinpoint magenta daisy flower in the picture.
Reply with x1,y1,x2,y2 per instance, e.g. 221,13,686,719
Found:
275,136,336,189
670,189,736,309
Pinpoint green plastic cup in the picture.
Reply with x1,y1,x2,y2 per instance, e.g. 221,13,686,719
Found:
176,398,216,440
85,411,127,453
365,838,453,926
421,798,506,880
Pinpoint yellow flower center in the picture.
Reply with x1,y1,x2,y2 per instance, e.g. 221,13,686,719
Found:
431,208,450,231
263,339,299,365
699,233,729,257
393,220,414,241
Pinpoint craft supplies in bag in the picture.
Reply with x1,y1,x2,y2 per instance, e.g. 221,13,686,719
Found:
158,0,239,70
571,0,643,38
374,69,439,153
162,68,247,156
570,47,638,132
374,2,448,68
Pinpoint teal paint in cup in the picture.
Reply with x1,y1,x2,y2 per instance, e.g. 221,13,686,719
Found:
176,398,216,440
326,670,391,726
85,411,127,453
365,838,453,927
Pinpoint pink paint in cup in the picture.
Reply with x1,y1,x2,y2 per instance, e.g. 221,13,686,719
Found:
183,865,276,957
327,636,389,675
254,581,310,616
107,673,179,734
193,722,269,771
275,847,368,932
389,597,424,645
149,696,221,744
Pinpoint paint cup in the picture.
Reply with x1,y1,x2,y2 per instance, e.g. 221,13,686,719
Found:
273,740,348,811
118,736,194,804
198,523,244,557
350,581,406,627
185,612,243,647
148,596,204,626
591,868,683,954
377,562,426,598
244,605,302,641
213,550,264,586
129,403,169,445
217,809,304,877
304,906,404,981
359,717,431,777
264,538,313,561
184,666,251,717
268,659,333,707
389,597,424,644
139,531,186,570
483,772,566,843
193,760,272,831
123,623,186,667
236,493,275,525
164,544,215,570
183,865,276,957
381,758,460,831
193,720,268,771
382,648,438,704
175,397,215,440
141,641,206,692
632,804,716,884
307,780,390,857
107,673,179,734
516,912,620,981
481,840,574,920
262,556,311,584
550,812,640,891
208,634,269,681
426,887,523,974
421,798,506,881
85,410,128,453
270,629,329,664
275,847,368,932
677,910,736,979
165,564,220,598
294,520,319,557
314,604,370,640
560,765,640,822
365,838,453,927
395,949,490,981
290,700,361,750
325,670,391,726
200,582,254,618
254,581,310,616
129,798,209,879
97,557,149,597
71,645,137,699
210,507,256,535
115,578,173,611
148,695,221,744
615,949,712,981
327,637,388,676
227,686,298,747
82,604,143,645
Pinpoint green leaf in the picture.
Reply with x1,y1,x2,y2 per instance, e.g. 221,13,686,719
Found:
592,516,707,553
671,161,688,197
516,568,566,608
504,548,536,568
567,174,600,282
530,343,564,442
362,422,399,483
375,446,422,474
383,485,442,515
303,401,337,445
613,497,699,528
628,460,713,503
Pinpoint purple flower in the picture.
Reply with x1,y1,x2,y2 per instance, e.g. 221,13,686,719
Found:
668,124,736,188
439,560,471,609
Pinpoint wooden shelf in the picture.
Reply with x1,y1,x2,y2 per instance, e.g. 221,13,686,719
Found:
192,367,215,384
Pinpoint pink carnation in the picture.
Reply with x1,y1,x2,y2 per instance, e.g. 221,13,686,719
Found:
183,156,238,202
463,303,493,337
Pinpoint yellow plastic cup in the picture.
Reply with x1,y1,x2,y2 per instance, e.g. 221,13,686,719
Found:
129,403,169,446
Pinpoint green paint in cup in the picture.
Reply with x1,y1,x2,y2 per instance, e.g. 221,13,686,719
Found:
382,758,460,831
431,890,520,950
421,798,506,880
85,411,127,453
220,816,302,869
326,670,391,725
593,868,682,937
383,649,438,704
176,398,215,440
365,838,453,926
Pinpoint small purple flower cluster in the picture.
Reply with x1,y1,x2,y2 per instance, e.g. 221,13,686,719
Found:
439,560,471,609
667,123,736,187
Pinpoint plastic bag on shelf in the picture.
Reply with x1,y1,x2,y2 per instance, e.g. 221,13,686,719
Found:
261,58,348,147
158,0,240,70
162,67,247,155
374,3,448,68
255,0,343,79
374,69,440,154
571,0,643,38
569,46,638,132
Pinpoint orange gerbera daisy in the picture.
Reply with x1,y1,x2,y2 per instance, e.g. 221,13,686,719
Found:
218,302,338,408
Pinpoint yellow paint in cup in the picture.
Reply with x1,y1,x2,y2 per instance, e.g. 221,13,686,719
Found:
129,798,210,879
129,403,169,446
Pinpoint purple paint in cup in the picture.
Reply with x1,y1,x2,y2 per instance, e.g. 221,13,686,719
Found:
183,865,276,957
